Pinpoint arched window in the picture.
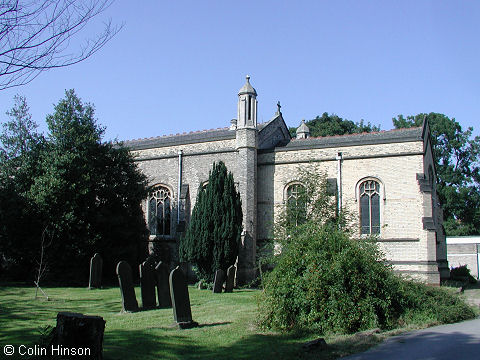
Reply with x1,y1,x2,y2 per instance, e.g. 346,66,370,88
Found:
359,179,380,234
148,185,172,236
286,183,307,226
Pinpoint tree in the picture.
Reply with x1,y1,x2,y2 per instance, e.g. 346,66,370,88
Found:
179,161,242,282
0,90,149,282
393,113,480,235
0,1,121,89
0,95,45,279
289,112,380,138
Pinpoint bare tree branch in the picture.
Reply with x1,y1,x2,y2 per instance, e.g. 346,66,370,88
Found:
0,0,122,90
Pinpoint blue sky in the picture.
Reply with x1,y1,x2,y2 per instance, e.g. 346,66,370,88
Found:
1,1,479,141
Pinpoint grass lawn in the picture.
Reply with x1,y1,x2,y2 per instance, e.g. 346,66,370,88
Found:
0,284,390,360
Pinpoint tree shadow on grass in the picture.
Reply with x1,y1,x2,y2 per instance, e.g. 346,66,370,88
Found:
105,321,480,360
104,328,309,360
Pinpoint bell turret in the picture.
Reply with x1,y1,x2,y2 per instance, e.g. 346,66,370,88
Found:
237,75,257,129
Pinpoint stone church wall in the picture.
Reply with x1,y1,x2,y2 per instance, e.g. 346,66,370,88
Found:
258,139,440,283
132,139,238,274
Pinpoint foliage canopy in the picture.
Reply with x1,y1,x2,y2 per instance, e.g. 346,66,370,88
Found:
0,90,149,282
289,112,380,138
393,113,480,235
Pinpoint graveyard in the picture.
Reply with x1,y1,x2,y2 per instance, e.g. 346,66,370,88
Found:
2,277,479,360
0,283,391,360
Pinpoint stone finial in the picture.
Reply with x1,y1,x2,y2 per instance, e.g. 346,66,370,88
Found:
296,119,310,139
230,118,237,130
238,75,257,96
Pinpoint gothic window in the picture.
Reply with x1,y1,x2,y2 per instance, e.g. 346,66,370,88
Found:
148,185,172,236
359,180,380,235
286,183,307,226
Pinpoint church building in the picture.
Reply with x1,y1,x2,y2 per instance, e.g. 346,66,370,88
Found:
125,76,449,285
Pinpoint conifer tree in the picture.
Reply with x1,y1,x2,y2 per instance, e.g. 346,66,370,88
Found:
180,161,242,282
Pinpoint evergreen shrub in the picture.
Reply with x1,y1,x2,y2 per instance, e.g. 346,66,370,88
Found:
179,161,242,282
257,166,476,334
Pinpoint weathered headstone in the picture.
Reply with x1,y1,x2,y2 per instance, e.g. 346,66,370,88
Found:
212,269,225,293
51,312,106,360
116,261,139,312
169,266,198,329
139,261,157,309
89,253,103,289
225,265,236,293
155,261,172,308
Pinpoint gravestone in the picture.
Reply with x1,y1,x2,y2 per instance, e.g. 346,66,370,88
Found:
139,261,157,309
89,253,103,289
212,269,225,293
225,265,236,293
169,266,198,329
155,261,172,308
116,261,139,312
51,312,106,360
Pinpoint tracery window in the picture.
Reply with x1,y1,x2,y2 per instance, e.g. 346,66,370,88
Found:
286,183,307,226
148,185,172,236
359,180,380,234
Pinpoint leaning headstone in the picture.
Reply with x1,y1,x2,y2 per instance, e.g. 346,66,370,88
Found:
225,265,236,293
51,312,106,360
155,261,172,308
89,253,103,289
169,266,198,329
139,261,157,309
116,261,139,312
212,269,225,293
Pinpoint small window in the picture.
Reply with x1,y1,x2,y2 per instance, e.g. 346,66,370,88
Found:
148,186,172,236
286,183,307,226
359,180,380,234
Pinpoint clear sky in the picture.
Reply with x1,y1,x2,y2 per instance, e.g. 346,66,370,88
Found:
1,1,479,141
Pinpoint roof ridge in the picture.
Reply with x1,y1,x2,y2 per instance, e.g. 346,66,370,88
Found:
124,126,231,143
292,126,422,141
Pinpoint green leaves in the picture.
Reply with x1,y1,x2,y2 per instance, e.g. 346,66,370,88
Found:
258,172,475,333
393,113,480,235
0,90,149,282
290,112,380,138
180,161,242,282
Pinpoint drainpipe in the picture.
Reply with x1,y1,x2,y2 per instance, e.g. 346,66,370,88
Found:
177,150,183,224
336,152,343,213
477,243,479,280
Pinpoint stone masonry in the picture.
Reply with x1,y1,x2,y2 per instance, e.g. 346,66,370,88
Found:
125,76,447,285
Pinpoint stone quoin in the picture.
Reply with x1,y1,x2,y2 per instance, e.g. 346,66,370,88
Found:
124,76,448,285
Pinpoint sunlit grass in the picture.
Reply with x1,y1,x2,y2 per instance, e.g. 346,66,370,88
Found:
3,283,474,360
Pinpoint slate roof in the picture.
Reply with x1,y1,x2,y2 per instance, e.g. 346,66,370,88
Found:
123,127,235,150
279,126,423,152
123,124,423,152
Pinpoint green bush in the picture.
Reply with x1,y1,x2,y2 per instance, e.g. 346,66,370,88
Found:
258,221,476,333
258,222,405,333
450,265,477,284
257,167,476,334
398,281,476,325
